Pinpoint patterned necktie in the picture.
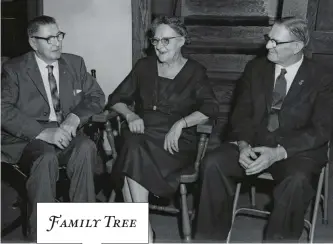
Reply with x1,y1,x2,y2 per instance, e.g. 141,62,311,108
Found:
271,68,287,110
267,68,287,132
46,65,63,123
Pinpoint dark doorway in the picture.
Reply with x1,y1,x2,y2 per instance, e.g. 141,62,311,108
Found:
1,0,43,58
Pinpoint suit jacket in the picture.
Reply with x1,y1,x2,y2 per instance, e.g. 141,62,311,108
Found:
228,56,333,163
1,51,105,163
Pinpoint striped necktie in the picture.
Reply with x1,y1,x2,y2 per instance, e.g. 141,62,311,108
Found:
46,65,63,123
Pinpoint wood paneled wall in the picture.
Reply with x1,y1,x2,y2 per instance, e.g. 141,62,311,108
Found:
131,0,151,66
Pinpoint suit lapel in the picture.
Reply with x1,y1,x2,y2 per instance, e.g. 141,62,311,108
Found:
58,57,74,115
26,52,48,103
263,60,275,112
282,59,309,107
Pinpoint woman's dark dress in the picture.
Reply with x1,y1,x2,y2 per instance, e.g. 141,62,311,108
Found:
108,56,218,197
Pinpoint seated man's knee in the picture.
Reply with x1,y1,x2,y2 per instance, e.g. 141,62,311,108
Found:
276,172,312,197
201,144,239,179
286,172,310,185
74,135,97,154
27,141,58,174
32,140,58,164
201,150,225,178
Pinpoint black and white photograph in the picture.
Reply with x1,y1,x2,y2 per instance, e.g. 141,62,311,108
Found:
1,0,333,243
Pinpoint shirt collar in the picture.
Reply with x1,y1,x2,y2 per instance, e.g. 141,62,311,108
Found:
276,55,304,73
34,53,59,70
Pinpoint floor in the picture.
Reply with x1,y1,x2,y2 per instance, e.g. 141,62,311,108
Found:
1,176,333,243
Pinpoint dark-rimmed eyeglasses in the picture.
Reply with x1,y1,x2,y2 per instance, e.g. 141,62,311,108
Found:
32,32,66,44
264,34,297,47
150,36,181,46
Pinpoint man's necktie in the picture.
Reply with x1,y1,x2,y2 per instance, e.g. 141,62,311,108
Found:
267,68,287,132
46,65,63,123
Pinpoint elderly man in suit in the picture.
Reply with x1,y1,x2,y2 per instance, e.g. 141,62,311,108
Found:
195,17,333,242
1,15,105,240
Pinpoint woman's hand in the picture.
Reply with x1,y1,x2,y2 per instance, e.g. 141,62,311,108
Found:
164,120,185,155
126,113,145,134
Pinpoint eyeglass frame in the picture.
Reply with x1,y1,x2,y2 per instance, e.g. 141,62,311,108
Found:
150,36,182,46
264,34,298,47
31,32,66,44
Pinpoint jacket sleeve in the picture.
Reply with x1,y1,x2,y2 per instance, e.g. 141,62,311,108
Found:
70,57,105,125
1,65,44,140
276,74,333,157
227,61,255,143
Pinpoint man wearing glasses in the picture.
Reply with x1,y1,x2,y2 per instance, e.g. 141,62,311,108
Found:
195,17,333,242
1,15,105,241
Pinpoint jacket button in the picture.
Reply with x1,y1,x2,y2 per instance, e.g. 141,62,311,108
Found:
43,112,48,116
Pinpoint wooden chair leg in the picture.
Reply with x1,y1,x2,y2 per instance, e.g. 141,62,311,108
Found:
180,184,191,242
323,163,329,224
251,185,256,207
109,190,117,202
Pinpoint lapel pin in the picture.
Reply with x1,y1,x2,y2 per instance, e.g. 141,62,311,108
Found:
299,80,304,85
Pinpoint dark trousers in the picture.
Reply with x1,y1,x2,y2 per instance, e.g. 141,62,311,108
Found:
18,134,97,240
194,143,324,242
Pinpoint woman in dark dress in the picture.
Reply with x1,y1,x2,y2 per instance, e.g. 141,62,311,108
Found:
107,16,218,241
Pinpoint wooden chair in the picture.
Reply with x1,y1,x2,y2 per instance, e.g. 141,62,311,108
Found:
92,111,213,242
227,142,331,243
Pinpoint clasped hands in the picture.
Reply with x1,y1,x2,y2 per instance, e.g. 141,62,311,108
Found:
36,113,80,149
126,112,184,155
238,143,286,175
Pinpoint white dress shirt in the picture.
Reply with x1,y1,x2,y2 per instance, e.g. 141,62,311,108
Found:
274,55,304,94
34,54,60,122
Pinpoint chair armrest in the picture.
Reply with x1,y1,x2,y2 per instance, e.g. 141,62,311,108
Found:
91,110,119,123
196,120,213,134
195,121,214,171
90,110,120,161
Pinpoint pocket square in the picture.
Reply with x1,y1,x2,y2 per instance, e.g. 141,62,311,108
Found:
73,89,82,95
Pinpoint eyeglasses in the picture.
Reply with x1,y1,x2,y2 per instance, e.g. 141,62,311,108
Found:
150,36,181,46
32,32,66,44
264,34,296,47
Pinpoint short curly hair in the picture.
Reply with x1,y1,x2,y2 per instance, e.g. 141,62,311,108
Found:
150,16,191,45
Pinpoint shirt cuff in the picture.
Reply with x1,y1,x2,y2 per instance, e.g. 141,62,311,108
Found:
69,113,81,127
278,144,288,159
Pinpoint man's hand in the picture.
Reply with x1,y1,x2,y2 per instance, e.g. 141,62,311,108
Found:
126,112,144,134
238,143,258,169
164,120,185,155
36,127,72,149
245,146,286,175
60,113,80,137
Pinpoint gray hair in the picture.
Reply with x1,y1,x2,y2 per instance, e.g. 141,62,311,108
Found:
27,15,57,37
277,17,310,47
150,16,191,44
